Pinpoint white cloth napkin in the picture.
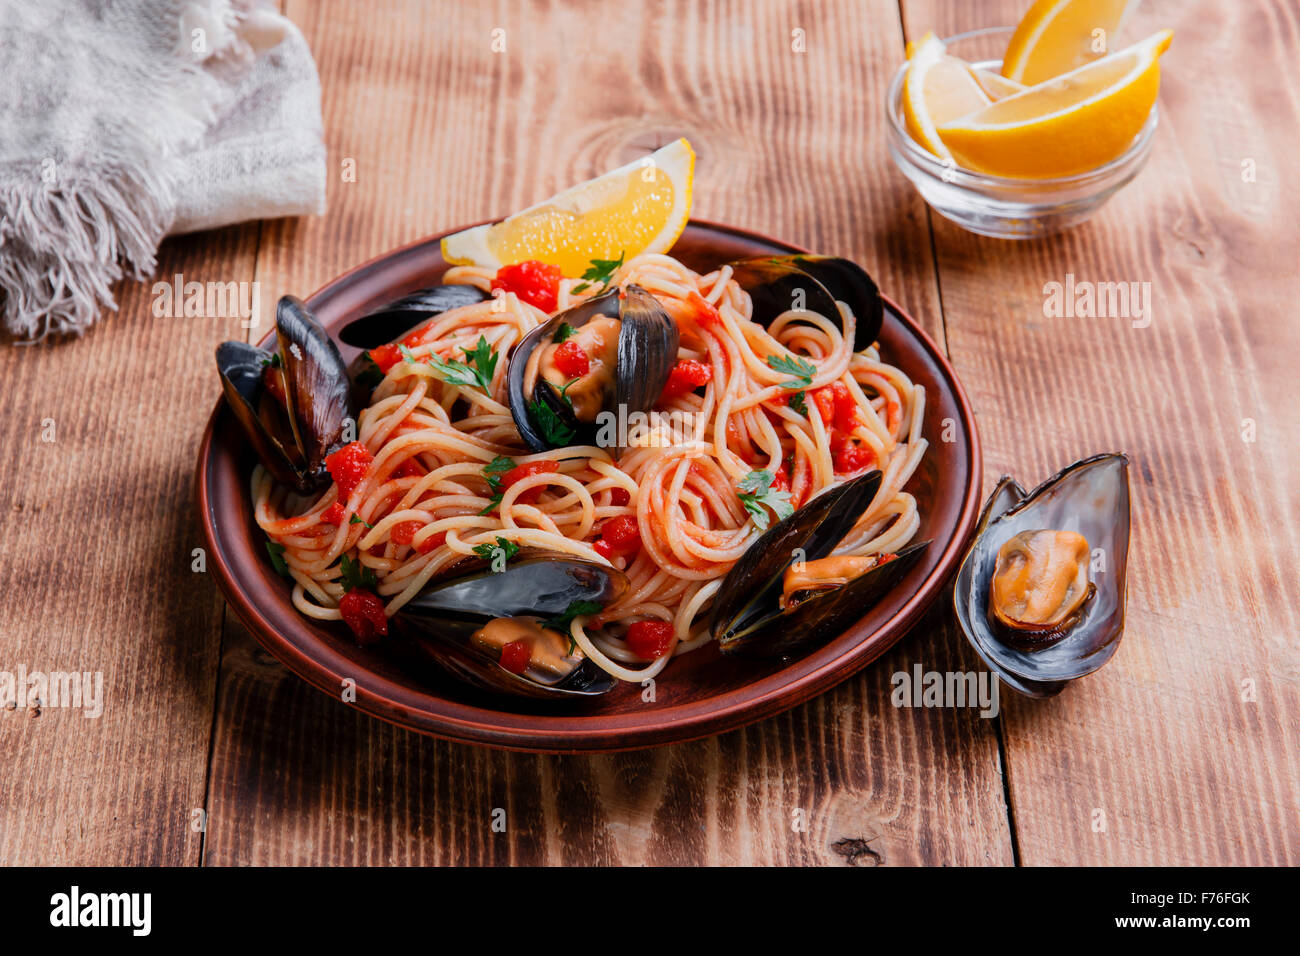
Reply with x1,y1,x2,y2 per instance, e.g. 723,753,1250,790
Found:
0,0,326,341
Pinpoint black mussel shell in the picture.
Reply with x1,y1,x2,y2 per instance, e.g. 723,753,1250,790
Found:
729,255,883,352
216,340,306,490
275,296,356,488
953,454,1131,697
614,285,680,422
215,296,356,494
711,469,883,650
506,285,678,452
394,557,628,699
724,540,930,658
337,284,490,350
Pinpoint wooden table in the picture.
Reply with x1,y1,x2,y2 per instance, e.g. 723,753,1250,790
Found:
1,0,1295,866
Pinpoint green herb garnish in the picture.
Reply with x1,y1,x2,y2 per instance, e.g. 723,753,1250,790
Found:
554,322,576,343
349,513,373,529
571,252,625,295
472,536,519,567
265,540,290,577
412,336,499,393
260,352,283,369
788,390,808,417
527,398,576,446
339,553,377,592
478,455,515,515
766,354,817,389
737,469,794,531
543,599,605,654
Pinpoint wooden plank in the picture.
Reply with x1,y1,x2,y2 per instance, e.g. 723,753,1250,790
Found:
0,225,258,864
901,0,1300,864
202,0,1013,866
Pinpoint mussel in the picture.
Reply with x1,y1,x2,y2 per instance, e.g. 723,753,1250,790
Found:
711,469,929,657
337,284,490,350
728,255,884,352
506,284,679,451
953,454,1131,698
394,556,628,698
216,295,356,494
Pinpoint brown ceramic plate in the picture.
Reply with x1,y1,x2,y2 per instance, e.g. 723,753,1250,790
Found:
196,221,982,752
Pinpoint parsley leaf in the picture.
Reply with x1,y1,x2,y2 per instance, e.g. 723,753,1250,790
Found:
737,469,794,531
478,455,515,515
339,553,377,592
260,352,283,369
788,390,808,417
527,398,576,447
554,322,576,343
571,252,624,295
348,513,373,529
472,536,519,568
265,540,290,577
410,336,499,392
766,354,817,389
542,599,605,654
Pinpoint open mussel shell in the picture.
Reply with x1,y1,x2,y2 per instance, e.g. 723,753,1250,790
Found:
393,557,629,699
337,284,489,350
711,469,929,658
953,454,1131,698
729,255,883,352
506,284,679,452
216,340,305,490
215,296,356,494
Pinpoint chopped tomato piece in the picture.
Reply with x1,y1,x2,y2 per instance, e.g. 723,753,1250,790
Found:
687,291,720,326
610,488,631,507
593,539,614,560
391,520,422,546
502,460,559,505
368,343,402,374
832,437,875,475
491,260,563,313
552,340,591,378
659,359,713,401
339,589,387,644
326,442,374,500
414,531,447,555
321,502,346,526
499,639,531,674
626,620,675,660
771,462,790,493
598,514,641,558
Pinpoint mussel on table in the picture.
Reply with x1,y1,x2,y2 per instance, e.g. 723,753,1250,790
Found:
506,284,680,451
727,255,884,352
953,453,1131,698
393,556,629,699
711,469,929,658
216,295,356,494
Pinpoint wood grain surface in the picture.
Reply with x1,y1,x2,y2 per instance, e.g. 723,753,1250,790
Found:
1,0,1295,866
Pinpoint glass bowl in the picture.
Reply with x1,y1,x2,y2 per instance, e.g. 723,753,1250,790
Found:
885,26,1158,239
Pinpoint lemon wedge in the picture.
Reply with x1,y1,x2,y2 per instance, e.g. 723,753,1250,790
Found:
903,33,992,160
972,69,1028,100
1002,0,1138,85
937,29,1172,179
441,138,694,275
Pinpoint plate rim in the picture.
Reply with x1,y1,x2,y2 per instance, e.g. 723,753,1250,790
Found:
195,218,983,753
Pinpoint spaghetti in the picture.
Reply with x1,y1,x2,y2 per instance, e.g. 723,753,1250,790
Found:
252,252,927,682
